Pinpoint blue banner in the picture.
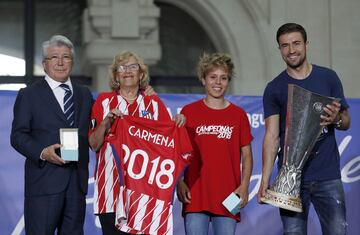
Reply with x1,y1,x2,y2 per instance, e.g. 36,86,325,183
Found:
1,91,359,235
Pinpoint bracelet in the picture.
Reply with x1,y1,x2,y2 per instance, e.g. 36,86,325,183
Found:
335,115,343,128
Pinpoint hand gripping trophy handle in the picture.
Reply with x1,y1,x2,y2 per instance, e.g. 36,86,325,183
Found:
261,84,339,212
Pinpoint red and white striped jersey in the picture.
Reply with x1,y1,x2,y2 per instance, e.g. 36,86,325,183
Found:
109,115,192,235
89,91,171,214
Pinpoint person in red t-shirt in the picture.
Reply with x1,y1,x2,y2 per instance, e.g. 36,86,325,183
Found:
88,51,186,235
177,53,254,235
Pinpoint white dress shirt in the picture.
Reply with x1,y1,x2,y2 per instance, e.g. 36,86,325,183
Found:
45,74,73,112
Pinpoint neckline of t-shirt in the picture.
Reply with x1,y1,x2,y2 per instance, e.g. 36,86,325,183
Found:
286,64,315,82
200,99,232,111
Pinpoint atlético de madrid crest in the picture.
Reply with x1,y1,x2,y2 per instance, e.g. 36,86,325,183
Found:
141,110,152,119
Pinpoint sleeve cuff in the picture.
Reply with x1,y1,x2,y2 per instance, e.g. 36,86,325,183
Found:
39,149,46,161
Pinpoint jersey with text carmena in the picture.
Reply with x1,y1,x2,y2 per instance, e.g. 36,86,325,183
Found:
109,115,192,235
89,91,171,214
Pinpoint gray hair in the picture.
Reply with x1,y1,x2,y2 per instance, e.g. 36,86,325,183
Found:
42,35,75,60
109,51,149,91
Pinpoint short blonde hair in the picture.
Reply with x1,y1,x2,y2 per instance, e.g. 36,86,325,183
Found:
197,53,235,81
109,51,149,91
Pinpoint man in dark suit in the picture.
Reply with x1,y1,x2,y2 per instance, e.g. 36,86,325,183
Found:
11,35,93,235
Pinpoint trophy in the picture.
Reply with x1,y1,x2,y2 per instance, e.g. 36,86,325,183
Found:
261,84,338,212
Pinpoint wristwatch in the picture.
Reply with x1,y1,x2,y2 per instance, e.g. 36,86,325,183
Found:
335,115,343,128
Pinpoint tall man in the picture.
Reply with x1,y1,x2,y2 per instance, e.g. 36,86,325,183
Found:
11,35,93,235
257,23,350,234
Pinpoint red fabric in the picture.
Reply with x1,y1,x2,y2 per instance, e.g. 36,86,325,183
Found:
109,116,192,234
89,91,171,214
181,100,253,221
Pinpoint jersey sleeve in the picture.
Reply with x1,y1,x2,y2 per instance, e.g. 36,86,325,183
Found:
263,82,280,118
239,109,254,147
152,95,172,121
180,104,196,145
89,92,120,137
329,70,349,110
108,118,126,187
180,103,199,151
88,93,106,137
176,126,193,163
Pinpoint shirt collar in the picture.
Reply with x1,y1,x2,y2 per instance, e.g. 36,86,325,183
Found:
45,74,73,91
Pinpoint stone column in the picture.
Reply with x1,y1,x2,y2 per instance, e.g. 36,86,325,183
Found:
82,0,161,91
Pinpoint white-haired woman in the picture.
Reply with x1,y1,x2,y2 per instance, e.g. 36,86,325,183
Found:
89,51,185,235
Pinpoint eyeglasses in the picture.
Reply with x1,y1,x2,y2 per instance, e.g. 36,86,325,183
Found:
45,55,73,63
117,63,140,73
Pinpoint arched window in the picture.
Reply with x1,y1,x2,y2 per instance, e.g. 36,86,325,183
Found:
151,2,216,93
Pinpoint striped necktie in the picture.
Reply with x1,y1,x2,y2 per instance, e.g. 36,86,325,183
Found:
59,84,75,127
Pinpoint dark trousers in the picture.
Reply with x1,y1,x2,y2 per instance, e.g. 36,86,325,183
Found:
24,168,85,235
98,212,129,235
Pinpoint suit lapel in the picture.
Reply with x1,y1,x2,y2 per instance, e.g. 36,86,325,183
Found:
38,79,68,123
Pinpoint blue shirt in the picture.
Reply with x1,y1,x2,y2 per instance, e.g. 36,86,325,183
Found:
263,64,349,181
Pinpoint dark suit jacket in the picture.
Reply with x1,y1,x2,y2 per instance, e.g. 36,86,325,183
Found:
11,79,93,196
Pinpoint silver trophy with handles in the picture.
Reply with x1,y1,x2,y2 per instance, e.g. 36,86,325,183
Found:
261,84,338,212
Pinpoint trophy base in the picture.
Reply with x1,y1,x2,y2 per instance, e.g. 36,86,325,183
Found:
261,189,302,212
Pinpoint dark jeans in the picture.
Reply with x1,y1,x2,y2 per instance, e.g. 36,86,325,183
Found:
280,179,347,235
